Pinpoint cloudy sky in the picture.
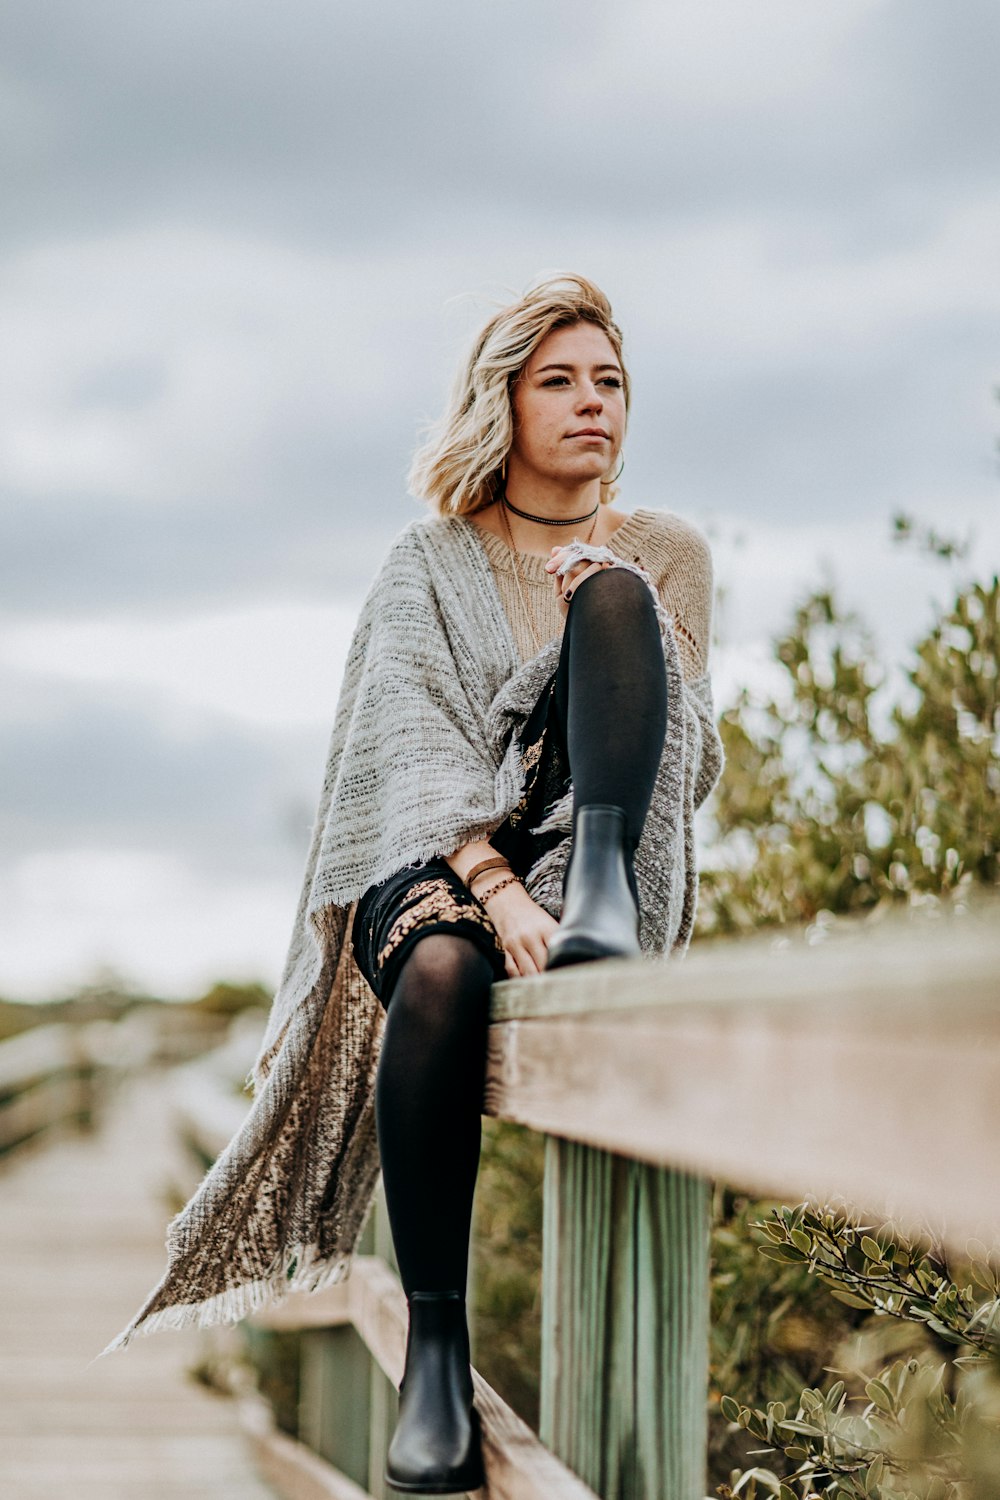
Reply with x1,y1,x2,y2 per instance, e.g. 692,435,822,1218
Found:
2,1,998,1000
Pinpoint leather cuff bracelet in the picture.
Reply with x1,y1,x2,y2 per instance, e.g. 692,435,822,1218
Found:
464,856,511,890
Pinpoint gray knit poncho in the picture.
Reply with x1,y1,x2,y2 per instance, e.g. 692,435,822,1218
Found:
101,511,724,1354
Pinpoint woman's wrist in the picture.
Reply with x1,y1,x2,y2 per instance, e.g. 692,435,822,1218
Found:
465,856,511,892
479,873,522,902
442,838,505,887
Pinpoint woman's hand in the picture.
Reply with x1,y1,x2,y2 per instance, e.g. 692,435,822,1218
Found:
481,880,560,978
545,545,613,619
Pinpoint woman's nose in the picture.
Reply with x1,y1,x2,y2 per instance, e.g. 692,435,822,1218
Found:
577,383,603,412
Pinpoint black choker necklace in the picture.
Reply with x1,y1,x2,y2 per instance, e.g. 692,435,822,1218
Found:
501,493,599,526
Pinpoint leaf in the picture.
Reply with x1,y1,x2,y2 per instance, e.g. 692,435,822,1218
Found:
969,1259,997,1292
790,1228,812,1254
865,1378,894,1413
759,1220,787,1244
721,1395,742,1424
861,1236,883,1261
865,1455,884,1494
759,1245,807,1264
830,1288,872,1310
924,1317,964,1344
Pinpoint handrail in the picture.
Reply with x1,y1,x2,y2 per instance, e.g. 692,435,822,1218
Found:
171,894,1000,1500
250,1262,601,1500
0,1022,102,1155
172,1066,599,1499
485,895,1000,1250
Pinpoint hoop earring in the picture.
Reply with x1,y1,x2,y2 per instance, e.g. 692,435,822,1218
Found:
501,455,508,484
606,453,624,484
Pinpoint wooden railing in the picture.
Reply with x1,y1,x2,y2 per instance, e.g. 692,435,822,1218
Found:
173,893,1000,1500
0,1022,108,1157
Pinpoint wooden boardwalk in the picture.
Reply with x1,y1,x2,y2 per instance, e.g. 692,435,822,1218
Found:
0,1069,278,1500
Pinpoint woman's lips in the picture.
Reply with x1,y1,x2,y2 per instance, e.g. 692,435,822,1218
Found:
567,430,610,440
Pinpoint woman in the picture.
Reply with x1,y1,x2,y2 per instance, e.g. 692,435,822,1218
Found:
101,275,724,1496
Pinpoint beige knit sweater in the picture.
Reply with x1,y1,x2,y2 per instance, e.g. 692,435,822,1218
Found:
475,507,713,679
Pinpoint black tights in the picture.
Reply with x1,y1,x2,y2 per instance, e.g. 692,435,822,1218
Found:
374,566,668,1294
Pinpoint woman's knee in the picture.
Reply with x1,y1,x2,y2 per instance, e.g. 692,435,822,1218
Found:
388,931,494,1026
571,563,653,616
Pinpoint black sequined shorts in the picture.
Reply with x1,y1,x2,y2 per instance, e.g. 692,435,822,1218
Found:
351,671,570,1005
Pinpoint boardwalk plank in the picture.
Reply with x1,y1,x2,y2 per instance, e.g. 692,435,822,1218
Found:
0,1068,279,1500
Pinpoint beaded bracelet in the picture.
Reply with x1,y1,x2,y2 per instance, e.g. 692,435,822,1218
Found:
479,874,522,904
464,856,511,891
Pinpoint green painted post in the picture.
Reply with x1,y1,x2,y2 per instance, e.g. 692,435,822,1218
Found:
540,1137,711,1500
299,1324,373,1489
298,1186,401,1499
366,1358,401,1500
366,1180,401,1500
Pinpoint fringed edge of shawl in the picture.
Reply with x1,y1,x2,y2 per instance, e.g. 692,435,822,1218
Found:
92,1238,356,1362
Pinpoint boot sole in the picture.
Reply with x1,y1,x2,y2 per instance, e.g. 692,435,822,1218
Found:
545,934,638,969
385,1469,485,1495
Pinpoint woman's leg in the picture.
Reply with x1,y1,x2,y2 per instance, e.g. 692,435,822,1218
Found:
553,565,668,876
375,931,492,1296
544,565,668,967
374,930,491,1491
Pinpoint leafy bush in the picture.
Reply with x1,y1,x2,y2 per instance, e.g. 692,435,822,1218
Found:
705,523,1000,1498
698,566,999,936
717,1204,1000,1499
471,1117,544,1428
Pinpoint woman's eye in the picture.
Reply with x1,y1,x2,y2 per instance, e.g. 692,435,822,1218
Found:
600,376,623,388
541,376,570,387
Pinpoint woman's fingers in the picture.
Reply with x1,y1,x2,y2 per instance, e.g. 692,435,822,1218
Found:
553,558,607,617
526,935,550,973
516,944,541,977
500,904,562,978
561,559,610,601
503,937,545,978
512,924,560,977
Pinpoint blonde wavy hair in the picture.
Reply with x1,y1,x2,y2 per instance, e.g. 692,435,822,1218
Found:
409,273,630,517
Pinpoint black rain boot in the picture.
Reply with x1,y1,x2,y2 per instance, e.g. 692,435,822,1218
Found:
545,804,642,970
385,1290,485,1495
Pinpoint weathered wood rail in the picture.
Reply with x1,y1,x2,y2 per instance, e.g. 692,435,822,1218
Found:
0,1021,104,1156
0,1009,186,1161
175,895,1000,1500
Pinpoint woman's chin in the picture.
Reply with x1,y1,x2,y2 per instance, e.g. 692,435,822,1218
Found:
546,461,612,488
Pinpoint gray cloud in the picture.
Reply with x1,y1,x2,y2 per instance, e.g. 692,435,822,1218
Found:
630,322,1000,523
0,670,322,877
2,0,997,625
1,481,410,615
3,0,999,993
3,1,999,250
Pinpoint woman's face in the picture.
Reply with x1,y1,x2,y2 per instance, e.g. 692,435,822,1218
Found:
509,321,627,490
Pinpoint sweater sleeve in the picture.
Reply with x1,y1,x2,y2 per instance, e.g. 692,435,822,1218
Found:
304,525,518,911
